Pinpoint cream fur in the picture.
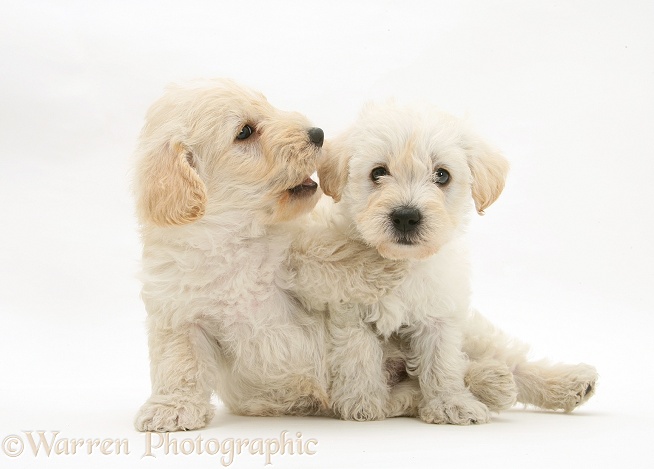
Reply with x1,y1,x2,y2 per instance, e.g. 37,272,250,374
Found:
132,79,411,432
316,101,597,423
132,81,596,431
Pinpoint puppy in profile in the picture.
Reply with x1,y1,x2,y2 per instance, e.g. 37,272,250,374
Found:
317,102,597,423
133,79,405,431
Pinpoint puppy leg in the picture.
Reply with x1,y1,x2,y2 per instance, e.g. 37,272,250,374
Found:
464,310,597,412
329,305,389,421
288,228,408,310
465,359,517,412
229,374,330,418
405,319,491,425
464,310,598,412
383,346,514,417
386,378,421,417
513,361,597,412
135,321,218,432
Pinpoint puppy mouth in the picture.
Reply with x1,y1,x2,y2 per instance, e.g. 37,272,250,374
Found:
395,237,415,246
288,177,318,198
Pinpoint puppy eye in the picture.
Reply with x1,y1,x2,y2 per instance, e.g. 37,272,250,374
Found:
434,168,450,185
236,124,253,140
371,166,389,182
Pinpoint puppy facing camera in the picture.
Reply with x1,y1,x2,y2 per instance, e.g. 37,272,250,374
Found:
316,101,597,423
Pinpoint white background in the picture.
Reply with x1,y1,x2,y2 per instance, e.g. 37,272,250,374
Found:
1,0,653,467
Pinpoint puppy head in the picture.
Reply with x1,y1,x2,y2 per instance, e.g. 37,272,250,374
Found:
319,102,508,260
134,79,323,228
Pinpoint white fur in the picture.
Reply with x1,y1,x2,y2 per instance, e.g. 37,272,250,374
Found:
315,101,598,423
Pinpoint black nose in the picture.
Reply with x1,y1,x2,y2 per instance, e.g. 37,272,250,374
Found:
308,127,324,147
390,207,421,233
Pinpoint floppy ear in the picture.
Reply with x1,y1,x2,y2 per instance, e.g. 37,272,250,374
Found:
135,141,207,226
317,140,350,202
465,136,509,215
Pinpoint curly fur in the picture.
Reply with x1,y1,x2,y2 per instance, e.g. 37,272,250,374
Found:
315,101,598,423
132,82,596,431
133,79,332,431
133,80,411,432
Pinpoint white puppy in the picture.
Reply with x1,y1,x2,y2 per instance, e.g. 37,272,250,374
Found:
132,79,406,431
316,101,597,423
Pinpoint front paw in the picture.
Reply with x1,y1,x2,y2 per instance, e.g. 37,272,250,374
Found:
330,372,389,421
332,392,387,421
135,396,214,432
419,394,490,425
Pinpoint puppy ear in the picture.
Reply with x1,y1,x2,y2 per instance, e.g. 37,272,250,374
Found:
465,136,509,215
136,142,207,226
317,140,350,202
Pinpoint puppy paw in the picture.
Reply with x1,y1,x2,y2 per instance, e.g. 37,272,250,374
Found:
546,363,598,412
466,360,518,412
514,361,599,412
330,371,389,421
287,376,330,415
333,393,388,421
135,396,214,432
419,393,490,425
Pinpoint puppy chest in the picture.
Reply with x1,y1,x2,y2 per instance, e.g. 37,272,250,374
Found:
398,265,472,320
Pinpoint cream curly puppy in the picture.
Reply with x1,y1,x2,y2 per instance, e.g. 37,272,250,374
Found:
132,79,406,432
316,101,598,423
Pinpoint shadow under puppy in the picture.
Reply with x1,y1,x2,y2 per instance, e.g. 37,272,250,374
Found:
315,101,598,423
133,79,406,432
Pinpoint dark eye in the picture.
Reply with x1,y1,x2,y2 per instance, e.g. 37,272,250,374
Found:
236,124,253,140
434,168,450,185
371,166,388,182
